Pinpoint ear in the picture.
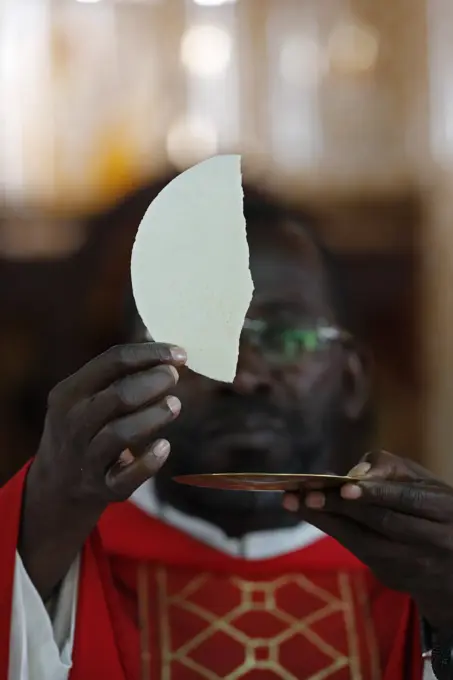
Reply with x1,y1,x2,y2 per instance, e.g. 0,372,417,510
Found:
341,345,371,421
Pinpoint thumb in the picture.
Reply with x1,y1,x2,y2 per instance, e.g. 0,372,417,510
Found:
106,439,171,499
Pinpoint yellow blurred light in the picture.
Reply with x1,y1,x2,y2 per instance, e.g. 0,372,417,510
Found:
279,37,323,86
166,116,218,168
90,124,139,202
180,25,232,77
328,21,379,75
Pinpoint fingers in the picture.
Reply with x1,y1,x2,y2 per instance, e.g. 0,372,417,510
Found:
343,451,451,522
49,343,187,405
298,488,449,544
89,395,181,468
342,480,453,522
106,439,171,498
352,450,443,485
284,473,453,544
81,365,179,435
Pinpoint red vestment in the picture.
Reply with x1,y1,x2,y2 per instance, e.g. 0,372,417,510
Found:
0,465,423,680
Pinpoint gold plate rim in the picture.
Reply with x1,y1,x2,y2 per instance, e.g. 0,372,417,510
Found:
173,472,360,492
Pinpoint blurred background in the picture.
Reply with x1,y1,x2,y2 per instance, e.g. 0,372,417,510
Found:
0,0,452,484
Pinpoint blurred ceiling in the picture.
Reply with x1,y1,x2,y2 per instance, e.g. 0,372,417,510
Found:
0,0,441,215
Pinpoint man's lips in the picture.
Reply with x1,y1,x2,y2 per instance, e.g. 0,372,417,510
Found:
203,411,287,440
198,429,293,473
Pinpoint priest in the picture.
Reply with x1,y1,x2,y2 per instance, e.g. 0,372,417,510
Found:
0,189,449,679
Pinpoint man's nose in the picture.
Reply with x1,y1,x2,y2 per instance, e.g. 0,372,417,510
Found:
228,345,272,395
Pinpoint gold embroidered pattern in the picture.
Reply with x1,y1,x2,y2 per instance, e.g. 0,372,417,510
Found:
154,567,373,680
356,573,381,680
138,563,152,680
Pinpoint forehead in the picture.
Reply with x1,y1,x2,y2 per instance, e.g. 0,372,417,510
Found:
247,220,335,321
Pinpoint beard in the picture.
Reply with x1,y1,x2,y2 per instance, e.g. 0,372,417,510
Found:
154,390,345,518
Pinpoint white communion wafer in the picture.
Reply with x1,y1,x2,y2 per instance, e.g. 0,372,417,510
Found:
130,154,254,382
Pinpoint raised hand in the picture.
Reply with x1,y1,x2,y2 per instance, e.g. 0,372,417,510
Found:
20,342,186,599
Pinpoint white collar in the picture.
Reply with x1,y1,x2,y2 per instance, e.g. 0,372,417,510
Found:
130,480,324,561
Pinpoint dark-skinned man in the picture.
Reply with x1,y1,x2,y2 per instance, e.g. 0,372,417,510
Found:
0,187,447,680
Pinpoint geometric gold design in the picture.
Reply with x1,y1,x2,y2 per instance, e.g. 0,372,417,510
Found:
145,566,381,680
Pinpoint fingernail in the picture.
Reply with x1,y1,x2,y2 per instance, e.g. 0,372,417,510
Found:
348,462,372,478
152,439,171,459
341,484,362,500
283,494,300,512
305,492,325,509
167,365,179,384
119,449,135,467
170,347,187,363
166,395,181,415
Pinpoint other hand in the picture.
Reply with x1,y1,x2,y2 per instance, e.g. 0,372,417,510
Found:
283,451,453,631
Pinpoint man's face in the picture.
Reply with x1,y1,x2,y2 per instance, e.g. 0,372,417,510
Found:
138,221,367,518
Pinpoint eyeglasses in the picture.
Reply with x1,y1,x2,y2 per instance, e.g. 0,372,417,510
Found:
142,319,351,366
242,318,352,365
